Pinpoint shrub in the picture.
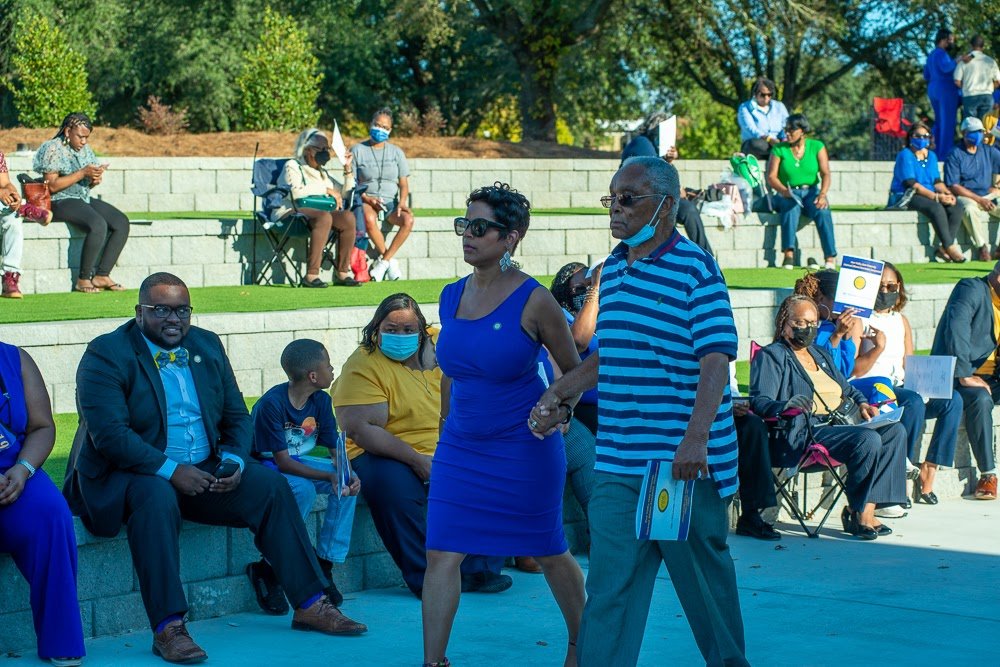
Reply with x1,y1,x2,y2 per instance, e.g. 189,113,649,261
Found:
136,95,190,135
396,107,448,137
236,8,322,131
10,17,97,128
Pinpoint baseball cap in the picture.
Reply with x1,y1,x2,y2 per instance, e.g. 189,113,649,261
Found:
961,117,985,133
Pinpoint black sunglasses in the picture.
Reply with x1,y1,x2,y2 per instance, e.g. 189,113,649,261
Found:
139,304,194,319
454,217,508,237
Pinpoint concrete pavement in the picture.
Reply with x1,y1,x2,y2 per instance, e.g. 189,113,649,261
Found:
5,498,998,666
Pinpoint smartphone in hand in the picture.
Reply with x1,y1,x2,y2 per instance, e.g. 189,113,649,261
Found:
213,459,240,479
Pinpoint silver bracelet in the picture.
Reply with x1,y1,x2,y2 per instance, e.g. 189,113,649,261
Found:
16,458,36,478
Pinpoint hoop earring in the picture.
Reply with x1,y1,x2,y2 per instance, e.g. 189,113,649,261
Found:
499,250,514,272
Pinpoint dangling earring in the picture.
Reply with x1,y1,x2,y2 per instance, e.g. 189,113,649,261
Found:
499,249,514,272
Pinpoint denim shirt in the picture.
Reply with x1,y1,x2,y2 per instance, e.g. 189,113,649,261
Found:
143,335,243,480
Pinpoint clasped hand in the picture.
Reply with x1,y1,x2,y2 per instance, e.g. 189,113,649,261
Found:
171,464,241,496
528,389,564,439
0,465,29,505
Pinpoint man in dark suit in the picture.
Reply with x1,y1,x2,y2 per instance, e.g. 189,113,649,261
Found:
932,261,1000,500
64,272,366,664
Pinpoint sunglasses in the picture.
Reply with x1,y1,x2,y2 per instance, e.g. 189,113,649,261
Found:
756,91,773,98
879,283,899,293
600,193,666,208
454,216,508,237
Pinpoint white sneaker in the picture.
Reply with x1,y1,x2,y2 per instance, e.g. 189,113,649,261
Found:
874,505,907,519
386,258,402,281
369,258,389,282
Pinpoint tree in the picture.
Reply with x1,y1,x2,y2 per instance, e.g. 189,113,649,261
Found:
10,16,96,126
466,0,616,141
237,7,323,131
650,0,935,110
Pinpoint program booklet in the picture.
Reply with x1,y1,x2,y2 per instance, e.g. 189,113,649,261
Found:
334,431,353,500
635,460,694,541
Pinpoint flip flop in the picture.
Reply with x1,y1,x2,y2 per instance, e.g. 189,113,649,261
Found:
73,284,100,294
94,281,126,291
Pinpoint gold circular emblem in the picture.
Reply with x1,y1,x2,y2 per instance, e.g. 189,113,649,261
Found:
657,489,669,512
853,276,866,290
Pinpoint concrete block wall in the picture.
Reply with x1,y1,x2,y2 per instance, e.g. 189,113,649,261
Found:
1,208,973,295
0,489,589,653
3,156,896,214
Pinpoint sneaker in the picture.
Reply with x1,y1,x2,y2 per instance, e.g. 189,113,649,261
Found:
806,257,819,269
460,571,513,594
781,256,795,270
824,259,837,270
386,258,402,281
874,505,907,519
369,258,389,282
974,474,997,500
1,272,22,299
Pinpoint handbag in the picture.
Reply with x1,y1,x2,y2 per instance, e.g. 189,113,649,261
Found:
17,174,51,211
815,394,862,427
294,195,338,211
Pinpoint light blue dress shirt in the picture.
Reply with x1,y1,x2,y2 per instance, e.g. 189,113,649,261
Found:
737,99,789,142
143,336,243,480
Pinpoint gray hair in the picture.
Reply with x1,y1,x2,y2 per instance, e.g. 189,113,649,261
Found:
620,156,680,223
293,128,326,162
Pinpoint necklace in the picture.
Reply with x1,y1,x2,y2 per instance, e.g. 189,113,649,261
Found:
401,364,434,397
790,142,806,168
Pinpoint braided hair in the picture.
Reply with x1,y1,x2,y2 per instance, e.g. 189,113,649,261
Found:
53,112,93,141
773,294,818,343
551,262,587,311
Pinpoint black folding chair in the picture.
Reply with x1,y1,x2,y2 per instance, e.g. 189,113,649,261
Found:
250,157,313,286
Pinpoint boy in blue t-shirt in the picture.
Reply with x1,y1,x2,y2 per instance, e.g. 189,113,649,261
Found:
247,339,360,612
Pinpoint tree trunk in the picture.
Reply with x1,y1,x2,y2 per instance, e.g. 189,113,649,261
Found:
516,55,558,142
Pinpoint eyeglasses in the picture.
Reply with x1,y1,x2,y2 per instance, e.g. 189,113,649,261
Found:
600,193,666,209
454,217,509,237
912,134,931,139
756,91,773,98
139,304,194,319
879,283,899,293
784,126,802,133
788,319,818,328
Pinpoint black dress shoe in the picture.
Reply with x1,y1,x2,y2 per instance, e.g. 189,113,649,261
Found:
246,559,289,615
917,491,939,505
735,513,781,541
301,277,328,288
460,571,513,594
874,523,893,536
331,274,361,287
902,498,912,509
842,509,878,540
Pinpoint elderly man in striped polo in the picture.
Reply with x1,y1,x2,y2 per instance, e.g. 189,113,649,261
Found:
530,156,747,666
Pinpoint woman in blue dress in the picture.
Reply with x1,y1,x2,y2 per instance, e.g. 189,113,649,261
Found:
923,29,969,159
422,183,586,667
0,342,85,665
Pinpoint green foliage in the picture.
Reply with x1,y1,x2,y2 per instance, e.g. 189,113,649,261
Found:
237,7,322,131
10,16,96,127
672,88,736,159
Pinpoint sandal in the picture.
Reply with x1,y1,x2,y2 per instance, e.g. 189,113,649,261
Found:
93,280,126,291
73,283,100,294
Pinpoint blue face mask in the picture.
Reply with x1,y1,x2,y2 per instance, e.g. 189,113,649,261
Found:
910,137,930,151
370,127,391,143
379,332,419,361
621,195,668,248
966,131,984,147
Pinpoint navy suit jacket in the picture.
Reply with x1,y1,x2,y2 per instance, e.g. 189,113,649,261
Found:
931,276,997,379
64,320,250,537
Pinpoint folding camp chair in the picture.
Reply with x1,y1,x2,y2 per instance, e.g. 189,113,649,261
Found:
871,97,915,160
249,157,338,286
766,410,849,538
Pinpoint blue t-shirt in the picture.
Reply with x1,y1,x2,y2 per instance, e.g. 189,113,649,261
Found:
944,144,1000,196
890,148,942,194
252,383,337,459
815,320,856,377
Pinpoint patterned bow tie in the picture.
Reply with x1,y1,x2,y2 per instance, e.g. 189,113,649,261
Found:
154,348,189,369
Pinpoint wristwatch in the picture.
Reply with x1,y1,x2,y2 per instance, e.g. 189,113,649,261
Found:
16,458,36,478
558,403,574,425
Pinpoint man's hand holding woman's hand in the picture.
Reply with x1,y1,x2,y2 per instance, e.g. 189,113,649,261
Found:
528,389,564,439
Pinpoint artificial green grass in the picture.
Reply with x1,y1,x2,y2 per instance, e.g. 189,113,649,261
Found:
2,262,987,326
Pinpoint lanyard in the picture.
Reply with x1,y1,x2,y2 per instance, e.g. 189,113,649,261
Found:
368,142,388,194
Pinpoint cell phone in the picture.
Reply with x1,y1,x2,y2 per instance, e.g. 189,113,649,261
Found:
100,163,110,170
213,460,240,479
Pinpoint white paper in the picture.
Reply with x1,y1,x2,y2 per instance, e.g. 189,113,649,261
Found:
635,460,694,541
331,121,348,167
904,355,957,399
334,431,352,501
658,116,677,156
833,255,885,318
858,406,904,430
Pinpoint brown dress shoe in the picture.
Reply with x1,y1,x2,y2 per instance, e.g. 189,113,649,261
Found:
974,474,997,500
514,556,544,573
291,596,367,635
152,620,207,664
979,245,992,262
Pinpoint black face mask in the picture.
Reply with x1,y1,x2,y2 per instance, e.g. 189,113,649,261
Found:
313,150,331,166
875,291,899,311
788,324,818,348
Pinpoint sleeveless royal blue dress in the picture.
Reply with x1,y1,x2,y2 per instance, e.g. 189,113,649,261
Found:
427,276,569,556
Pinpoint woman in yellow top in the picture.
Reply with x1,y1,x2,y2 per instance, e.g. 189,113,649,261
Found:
332,293,509,597
278,128,359,287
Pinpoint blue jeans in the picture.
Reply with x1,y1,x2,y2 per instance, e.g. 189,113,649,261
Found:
771,185,837,257
895,387,963,467
275,456,357,563
962,93,994,120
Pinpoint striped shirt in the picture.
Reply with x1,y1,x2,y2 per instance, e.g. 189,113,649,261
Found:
595,229,739,498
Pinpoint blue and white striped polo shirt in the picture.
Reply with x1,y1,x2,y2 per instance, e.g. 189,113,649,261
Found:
595,229,739,498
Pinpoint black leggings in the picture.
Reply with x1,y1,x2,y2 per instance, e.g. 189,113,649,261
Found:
906,194,962,248
51,198,130,280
